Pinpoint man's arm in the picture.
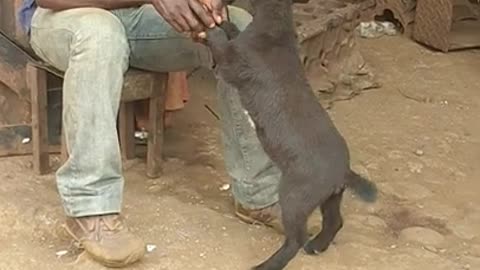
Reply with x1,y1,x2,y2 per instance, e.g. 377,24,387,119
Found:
35,0,226,38
36,0,151,11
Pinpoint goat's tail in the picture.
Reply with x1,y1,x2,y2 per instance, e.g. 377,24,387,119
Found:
345,170,378,203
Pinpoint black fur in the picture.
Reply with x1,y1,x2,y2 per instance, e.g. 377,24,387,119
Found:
206,0,378,269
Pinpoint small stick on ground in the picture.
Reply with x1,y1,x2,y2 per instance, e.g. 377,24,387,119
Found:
204,104,220,120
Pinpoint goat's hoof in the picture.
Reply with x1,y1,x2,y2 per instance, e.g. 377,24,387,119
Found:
251,266,275,270
303,240,329,256
251,263,273,270
303,243,320,256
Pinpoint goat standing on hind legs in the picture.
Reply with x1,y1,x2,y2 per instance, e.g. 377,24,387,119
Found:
205,0,379,270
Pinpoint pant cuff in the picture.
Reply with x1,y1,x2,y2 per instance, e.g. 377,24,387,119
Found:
61,180,124,218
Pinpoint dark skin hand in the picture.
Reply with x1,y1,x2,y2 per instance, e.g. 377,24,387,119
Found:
151,0,211,33
195,0,227,38
197,0,227,24
150,0,227,39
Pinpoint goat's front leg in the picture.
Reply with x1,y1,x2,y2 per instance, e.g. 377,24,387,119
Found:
218,21,241,40
205,26,230,64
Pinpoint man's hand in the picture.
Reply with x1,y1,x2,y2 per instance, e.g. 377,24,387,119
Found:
191,0,227,40
150,0,216,33
197,0,227,25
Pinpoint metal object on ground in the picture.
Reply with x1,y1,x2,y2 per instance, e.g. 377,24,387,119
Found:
354,0,417,36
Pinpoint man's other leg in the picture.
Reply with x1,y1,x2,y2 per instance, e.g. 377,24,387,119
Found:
213,7,283,231
112,5,283,231
30,7,144,267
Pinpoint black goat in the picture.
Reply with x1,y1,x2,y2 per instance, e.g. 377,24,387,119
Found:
205,0,378,269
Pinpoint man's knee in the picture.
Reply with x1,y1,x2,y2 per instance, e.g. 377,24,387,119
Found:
32,8,130,71
227,6,252,31
70,9,130,63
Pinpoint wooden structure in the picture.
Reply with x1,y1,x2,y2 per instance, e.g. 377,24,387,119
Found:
0,0,167,178
292,0,379,105
27,62,166,177
413,0,480,52
349,0,480,52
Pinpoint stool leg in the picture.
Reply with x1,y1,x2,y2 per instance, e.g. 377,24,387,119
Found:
27,64,50,175
119,102,136,160
146,74,166,178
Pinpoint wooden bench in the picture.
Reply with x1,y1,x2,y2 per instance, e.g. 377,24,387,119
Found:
26,61,167,178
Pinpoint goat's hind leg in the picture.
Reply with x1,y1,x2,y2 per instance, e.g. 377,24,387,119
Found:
304,188,345,255
252,182,317,270
252,209,308,270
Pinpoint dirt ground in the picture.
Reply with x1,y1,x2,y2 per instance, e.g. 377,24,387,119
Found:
0,35,479,270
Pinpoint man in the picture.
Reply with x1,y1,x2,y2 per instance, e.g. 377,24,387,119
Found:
18,0,283,267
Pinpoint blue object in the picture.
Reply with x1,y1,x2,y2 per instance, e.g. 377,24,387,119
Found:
18,0,37,34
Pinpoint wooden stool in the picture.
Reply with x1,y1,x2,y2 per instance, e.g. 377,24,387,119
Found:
26,61,167,178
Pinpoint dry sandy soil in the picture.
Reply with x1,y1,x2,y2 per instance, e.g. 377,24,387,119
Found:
0,35,479,270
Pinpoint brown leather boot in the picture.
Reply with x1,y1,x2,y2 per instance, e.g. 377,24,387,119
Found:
64,214,145,268
234,201,284,234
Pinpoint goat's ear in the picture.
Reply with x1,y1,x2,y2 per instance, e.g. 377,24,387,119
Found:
292,0,310,3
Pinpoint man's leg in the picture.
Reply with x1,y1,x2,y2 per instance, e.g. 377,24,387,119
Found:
30,7,144,267
112,5,283,230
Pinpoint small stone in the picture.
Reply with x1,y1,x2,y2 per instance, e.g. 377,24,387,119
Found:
400,226,445,247
219,184,230,191
414,149,424,156
148,185,162,192
423,245,438,253
146,244,157,253
55,250,68,257
408,161,423,173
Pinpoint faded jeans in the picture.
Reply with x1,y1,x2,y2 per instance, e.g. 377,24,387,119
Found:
29,5,281,217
